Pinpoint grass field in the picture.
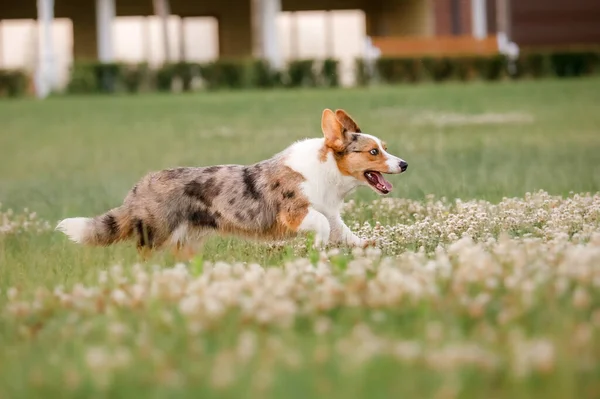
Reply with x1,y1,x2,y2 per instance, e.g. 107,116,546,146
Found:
1,78,600,398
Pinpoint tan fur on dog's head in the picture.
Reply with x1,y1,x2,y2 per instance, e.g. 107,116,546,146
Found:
320,109,407,194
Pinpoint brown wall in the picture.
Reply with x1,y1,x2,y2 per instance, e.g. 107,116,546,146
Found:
433,0,451,35
367,0,433,37
486,0,497,35
282,0,366,12
57,1,98,60
510,0,600,47
434,0,472,36
458,0,472,35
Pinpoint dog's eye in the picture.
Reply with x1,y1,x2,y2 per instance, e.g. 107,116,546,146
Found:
369,149,379,156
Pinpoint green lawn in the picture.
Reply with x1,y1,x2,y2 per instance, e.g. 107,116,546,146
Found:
1,78,600,398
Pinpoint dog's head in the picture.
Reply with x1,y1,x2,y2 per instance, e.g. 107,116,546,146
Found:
321,108,408,195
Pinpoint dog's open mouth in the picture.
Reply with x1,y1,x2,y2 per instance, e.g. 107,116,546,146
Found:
364,171,393,194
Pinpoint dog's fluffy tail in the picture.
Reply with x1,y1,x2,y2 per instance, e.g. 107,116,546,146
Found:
56,207,133,246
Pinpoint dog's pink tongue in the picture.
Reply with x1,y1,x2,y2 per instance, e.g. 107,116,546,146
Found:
374,172,393,191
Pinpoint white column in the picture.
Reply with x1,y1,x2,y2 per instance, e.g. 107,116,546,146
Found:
497,0,512,39
0,21,4,67
96,0,115,62
142,17,151,64
254,0,282,69
264,0,282,69
153,0,172,63
36,0,55,99
471,0,487,39
325,10,334,58
179,17,186,62
290,12,299,59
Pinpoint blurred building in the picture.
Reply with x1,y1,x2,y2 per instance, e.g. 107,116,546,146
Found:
0,0,599,97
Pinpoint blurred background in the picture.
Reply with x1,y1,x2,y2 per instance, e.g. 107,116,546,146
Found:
0,0,599,97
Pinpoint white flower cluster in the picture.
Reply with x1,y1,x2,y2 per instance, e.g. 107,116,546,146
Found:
0,204,52,235
4,232,600,387
344,190,600,254
2,190,599,391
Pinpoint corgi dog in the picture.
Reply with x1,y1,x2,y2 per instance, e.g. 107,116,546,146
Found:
56,109,408,260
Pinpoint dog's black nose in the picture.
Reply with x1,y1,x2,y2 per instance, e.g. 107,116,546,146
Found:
399,160,408,172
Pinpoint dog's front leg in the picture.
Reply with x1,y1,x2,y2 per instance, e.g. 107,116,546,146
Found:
328,214,374,248
297,208,331,248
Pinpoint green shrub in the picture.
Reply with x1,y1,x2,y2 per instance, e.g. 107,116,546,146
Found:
375,58,400,83
515,51,599,79
287,60,317,87
58,49,600,95
67,62,122,93
519,53,550,78
509,57,525,79
155,64,176,92
549,51,597,78
588,52,600,74
122,63,151,93
354,58,373,86
93,63,123,93
376,58,423,84
473,55,506,81
197,62,217,90
173,62,201,91
198,60,249,90
0,69,28,97
453,57,477,81
218,60,248,89
592,52,600,74
321,58,340,87
247,59,281,88
67,62,97,93
422,57,456,82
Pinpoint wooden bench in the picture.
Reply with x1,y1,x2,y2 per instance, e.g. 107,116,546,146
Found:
371,35,500,57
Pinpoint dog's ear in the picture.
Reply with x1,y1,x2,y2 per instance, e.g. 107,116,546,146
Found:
321,109,347,151
335,109,361,133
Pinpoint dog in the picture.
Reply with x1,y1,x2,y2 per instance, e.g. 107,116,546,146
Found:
56,109,408,260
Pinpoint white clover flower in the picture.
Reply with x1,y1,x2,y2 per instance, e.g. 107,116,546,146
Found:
236,330,257,363
85,347,111,371
7,287,18,301
110,289,128,306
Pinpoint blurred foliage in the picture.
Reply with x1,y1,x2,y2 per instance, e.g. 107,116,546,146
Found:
354,58,371,87
0,69,28,97
155,63,176,92
375,57,423,84
3,49,599,98
421,57,456,82
66,62,97,94
287,59,317,88
247,59,282,88
367,50,599,85
320,58,340,87
121,63,152,93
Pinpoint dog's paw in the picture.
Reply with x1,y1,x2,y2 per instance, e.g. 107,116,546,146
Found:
348,237,376,248
359,238,377,248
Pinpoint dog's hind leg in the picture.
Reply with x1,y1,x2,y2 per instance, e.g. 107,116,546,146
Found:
134,219,164,262
137,246,153,261
172,242,199,262
169,225,209,262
